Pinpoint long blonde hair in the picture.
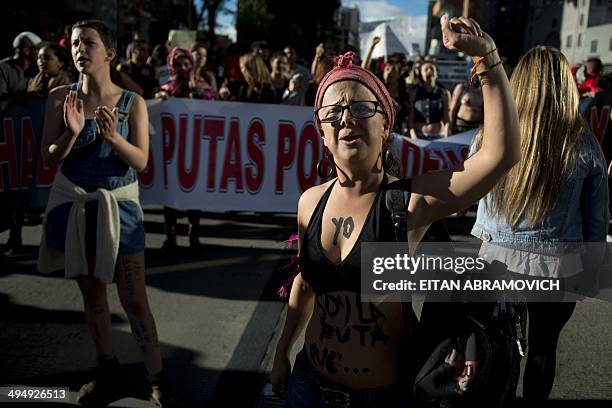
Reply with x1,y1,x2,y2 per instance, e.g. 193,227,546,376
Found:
239,52,271,95
476,46,588,227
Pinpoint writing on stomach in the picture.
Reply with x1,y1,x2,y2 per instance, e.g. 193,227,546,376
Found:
304,291,405,389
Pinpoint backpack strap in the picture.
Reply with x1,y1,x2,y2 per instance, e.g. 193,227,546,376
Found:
384,178,412,243
385,178,417,379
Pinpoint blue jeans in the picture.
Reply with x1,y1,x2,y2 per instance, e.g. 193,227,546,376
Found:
285,351,409,408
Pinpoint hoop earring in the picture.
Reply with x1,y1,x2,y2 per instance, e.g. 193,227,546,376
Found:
317,149,334,179
382,146,400,176
382,147,393,173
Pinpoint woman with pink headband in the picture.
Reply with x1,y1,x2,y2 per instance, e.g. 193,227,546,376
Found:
271,16,520,407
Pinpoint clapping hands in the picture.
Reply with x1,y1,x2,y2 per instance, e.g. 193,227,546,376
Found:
64,91,85,137
94,106,119,143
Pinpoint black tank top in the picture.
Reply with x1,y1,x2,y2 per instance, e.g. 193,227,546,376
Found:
299,176,406,294
413,84,444,124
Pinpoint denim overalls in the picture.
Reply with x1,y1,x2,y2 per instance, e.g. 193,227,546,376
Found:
46,82,145,255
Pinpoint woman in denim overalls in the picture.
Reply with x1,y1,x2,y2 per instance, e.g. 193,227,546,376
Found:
39,21,173,407
471,47,609,406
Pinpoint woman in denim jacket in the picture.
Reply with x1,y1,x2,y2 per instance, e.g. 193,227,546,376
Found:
471,46,609,406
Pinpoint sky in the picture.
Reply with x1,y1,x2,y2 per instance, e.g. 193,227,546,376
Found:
215,0,237,41
214,0,428,43
342,0,428,22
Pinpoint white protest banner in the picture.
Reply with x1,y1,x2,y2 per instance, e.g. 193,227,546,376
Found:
139,99,474,212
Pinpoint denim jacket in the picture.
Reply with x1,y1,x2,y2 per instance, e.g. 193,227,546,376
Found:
472,132,609,251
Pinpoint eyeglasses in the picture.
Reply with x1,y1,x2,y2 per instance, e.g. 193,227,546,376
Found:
315,100,386,123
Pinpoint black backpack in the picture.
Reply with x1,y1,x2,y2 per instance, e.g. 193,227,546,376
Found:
413,298,526,408
384,180,527,408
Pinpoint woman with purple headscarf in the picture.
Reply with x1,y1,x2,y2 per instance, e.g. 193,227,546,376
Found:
156,47,215,100
155,47,206,251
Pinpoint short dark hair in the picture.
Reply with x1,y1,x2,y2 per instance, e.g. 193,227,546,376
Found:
191,42,207,52
40,42,69,68
71,20,116,51
586,57,603,73
132,38,148,48
270,52,285,62
251,40,269,53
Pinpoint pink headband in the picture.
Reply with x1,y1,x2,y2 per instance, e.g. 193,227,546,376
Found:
314,51,396,130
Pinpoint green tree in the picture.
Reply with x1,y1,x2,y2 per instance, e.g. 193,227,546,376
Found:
189,0,232,43
236,0,340,57
267,0,340,56
236,0,275,49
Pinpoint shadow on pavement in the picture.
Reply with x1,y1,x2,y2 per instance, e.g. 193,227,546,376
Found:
0,243,292,301
0,293,126,324
1,294,278,407
1,320,223,406
516,400,612,407
142,209,295,243
1,211,296,302
143,243,292,301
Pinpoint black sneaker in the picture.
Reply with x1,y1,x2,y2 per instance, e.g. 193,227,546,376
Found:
2,236,23,257
161,239,178,253
149,371,185,408
189,236,204,251
77,356,122,406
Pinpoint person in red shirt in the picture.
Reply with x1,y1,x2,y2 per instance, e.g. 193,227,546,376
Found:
578,57,603,98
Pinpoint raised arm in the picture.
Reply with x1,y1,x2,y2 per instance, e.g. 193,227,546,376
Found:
311,43,325,79
407,16,520,229
361,36,381,70
408,90,418,139
441,88,451,137
448,82,464,135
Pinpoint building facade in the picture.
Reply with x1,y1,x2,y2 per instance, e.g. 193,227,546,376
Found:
524,0,563,50
425,0,528,65
335,6,360,50
560,0,612,65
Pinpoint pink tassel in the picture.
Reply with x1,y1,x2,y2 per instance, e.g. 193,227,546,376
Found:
277,254,300,300
285,234,299,249
277,233,301,300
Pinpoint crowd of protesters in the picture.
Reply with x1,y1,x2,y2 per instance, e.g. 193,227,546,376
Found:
3,26,611,131
1,25,610,251
0,18,611,408
1,24,611,250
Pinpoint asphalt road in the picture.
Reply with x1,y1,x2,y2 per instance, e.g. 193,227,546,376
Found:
1,209,611,407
